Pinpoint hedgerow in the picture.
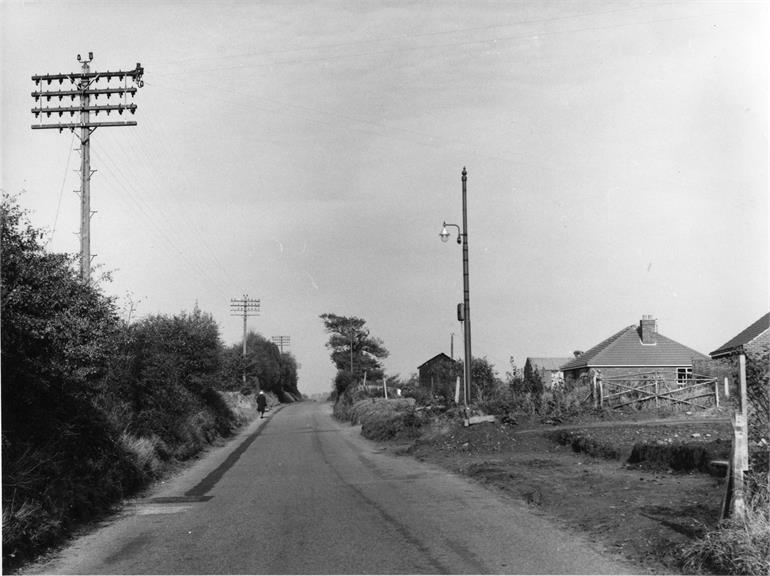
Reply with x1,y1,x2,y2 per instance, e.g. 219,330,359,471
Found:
1,193,285,569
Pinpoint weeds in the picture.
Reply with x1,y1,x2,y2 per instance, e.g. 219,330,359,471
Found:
682,478,770,575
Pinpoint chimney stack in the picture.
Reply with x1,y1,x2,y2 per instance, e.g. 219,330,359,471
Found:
640,315,657,344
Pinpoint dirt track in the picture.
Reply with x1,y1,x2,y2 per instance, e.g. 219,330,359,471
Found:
399,413,732,574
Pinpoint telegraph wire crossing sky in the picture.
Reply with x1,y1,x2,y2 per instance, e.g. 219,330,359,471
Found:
1,1,767,396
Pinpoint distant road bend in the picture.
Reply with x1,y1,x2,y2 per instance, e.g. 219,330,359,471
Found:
27,401,634,574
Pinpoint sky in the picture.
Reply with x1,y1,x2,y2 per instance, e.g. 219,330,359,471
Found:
2,1,768,396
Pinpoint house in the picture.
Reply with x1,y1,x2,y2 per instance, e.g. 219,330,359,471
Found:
417,353,456,396
560,315,709,385
709,312,770,359
523,357,572,388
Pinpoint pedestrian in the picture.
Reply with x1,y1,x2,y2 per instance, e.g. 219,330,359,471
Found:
257,390,267,419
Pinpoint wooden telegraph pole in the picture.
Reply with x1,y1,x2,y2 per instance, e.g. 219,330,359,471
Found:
31,53,144,283
230,295,261,386
271,335,291,353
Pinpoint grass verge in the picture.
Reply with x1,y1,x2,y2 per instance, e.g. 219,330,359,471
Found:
681,478,770,575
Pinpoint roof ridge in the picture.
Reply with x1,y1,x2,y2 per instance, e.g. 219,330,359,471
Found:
710,312,770,356
560,325,634,370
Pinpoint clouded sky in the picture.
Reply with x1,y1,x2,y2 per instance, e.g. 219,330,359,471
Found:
2,1,767,396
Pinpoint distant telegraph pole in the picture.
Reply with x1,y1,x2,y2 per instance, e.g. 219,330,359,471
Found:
230,295,260,385
30,52,144,283
271,335,291,353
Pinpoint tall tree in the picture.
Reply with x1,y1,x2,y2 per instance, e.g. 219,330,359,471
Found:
319,313,389,394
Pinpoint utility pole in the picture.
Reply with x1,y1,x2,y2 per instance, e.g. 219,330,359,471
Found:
271,335,291,353
230,295,260,386
450,332,455,360
30,52,144,283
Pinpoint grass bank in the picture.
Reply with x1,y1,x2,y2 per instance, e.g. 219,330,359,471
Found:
2,390,267,572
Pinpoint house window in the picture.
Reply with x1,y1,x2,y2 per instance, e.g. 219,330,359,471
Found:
677,368,692,384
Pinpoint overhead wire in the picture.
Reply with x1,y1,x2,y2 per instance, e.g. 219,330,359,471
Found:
105,127,239,289
46,131,76,246
152,1,681,69
90,142,230,293
151,5,731,77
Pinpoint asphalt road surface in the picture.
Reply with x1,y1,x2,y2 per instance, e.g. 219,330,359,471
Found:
25,401,635,574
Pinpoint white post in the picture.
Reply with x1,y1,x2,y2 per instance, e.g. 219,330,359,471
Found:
724,376,730,398
739,354,748,421
730,412,748,520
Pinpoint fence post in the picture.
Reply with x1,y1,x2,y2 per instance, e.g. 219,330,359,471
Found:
730,412,749,520
591,372,598,409
714,378,719,409
739,354,748,421
655,379,659,410
454,376,461,404
723,376,730,398
598,375,604,408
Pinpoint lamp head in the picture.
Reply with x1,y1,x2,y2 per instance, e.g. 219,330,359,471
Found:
439,226,450,243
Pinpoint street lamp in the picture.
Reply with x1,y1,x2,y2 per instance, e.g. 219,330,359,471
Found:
440,167,472,413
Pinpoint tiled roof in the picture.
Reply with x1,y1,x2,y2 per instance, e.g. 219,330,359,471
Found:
561,325,708,371
710,312,770,358
527,357,573,371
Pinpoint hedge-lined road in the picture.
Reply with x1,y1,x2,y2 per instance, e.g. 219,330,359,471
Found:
26,402,634,574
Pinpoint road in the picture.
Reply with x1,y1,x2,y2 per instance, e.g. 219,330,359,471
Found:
25,401,635,574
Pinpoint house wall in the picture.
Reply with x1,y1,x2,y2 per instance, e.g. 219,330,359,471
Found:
565,366,690,385
746,330,770,355
418,360,456,393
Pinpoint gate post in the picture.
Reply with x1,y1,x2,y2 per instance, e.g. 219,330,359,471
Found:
598,374,603,408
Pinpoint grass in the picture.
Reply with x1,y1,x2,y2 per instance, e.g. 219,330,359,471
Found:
681,478,770,575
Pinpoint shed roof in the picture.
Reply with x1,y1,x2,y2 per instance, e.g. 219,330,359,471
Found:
710,312,770,358
417,352,453,370
561,325,708,371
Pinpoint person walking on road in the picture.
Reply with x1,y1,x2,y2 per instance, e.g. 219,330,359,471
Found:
257,390,267,419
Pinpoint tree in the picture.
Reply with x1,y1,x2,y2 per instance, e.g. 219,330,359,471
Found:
522,359,545,396
470,356,500,402
218,331,300,400
319,313,389,395
1,191,121,409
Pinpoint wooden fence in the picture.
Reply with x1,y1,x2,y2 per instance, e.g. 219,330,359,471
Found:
591,371,719,411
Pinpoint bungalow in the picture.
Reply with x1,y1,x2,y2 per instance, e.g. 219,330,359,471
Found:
709,312,770,359
560,315,709,385
523,357,572,388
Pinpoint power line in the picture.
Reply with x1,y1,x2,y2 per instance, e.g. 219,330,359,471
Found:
90,145,229,292
152,6,730,77
152,2,681,70
47,131,76,246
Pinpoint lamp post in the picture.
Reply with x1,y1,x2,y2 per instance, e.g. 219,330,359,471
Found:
440,167,471,411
